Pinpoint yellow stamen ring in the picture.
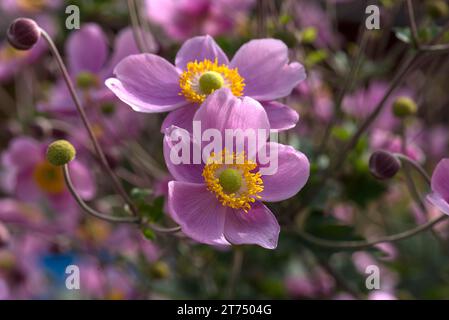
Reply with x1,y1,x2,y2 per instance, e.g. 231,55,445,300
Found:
32,161,65,194
202,149,263,212
179,59,245,103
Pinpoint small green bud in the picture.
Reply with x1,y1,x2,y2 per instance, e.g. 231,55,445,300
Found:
150,261,170,279
392,96,417,118
301,27,317,44
46,140,76,166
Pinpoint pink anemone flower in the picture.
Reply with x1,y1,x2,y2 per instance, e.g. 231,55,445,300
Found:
163,89,310,249
106,35,306,132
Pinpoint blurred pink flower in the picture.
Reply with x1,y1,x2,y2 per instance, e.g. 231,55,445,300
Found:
369,129,425,163
285,268,335,299
1,137,96,229
79,258,139,299
145,0,255,41
294,1,339,48
38,23,154,149
0,234,49,299
352,251,398,294
295,71,334,122
343,81,414,132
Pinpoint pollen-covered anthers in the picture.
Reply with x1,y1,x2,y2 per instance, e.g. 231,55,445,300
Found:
202,149,263,212
179,58,245,103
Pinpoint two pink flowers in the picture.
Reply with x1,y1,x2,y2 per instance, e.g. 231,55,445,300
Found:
106,35,310,249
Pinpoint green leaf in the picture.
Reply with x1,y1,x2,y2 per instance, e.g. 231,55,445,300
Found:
394,27,412,44
142,227,156,241
139,196,165,222
130,188,152,201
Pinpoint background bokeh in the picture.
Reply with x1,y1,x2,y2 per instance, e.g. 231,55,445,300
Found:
1,0,449,299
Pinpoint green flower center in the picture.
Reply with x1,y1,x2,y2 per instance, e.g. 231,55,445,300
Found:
219,168,242,194
199,71,224,95
76,71,98,89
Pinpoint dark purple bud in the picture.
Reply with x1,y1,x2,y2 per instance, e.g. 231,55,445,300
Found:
369,150,401,180
7,18,40,50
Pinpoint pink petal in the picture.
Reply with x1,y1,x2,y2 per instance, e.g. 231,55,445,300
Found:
262,101,299,131
163,126,204,184
168,181,230,246
175,35,229,70
224,202,280,249
230,39,306,100
106,53,186,113
160,104,198,133
431,159,449,202
103,27,158,79
194,89,269,132
427,193,449,216
259,142,310,202
66,23,108,75
69,161,96,200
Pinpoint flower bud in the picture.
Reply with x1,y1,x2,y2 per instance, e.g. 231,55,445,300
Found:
301,27,318,44
150,261,170,279
369,150,401,180
46,140,76,166
7,18,40,50
392,96,417,118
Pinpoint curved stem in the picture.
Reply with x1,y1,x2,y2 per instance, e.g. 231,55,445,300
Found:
295,150,440,250
39,28,138,217
296,214,448,250
395,153,431,185
333,52,422,171
127,0,147,53
147,223,181,234
63,165,141,224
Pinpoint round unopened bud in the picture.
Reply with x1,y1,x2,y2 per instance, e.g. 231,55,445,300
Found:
369,150,401,180
393,96,417,118
0,223,10,249
150,261,170,279
7,18,40,50
301,27,318,44
46,140,76,166
426,0,449,18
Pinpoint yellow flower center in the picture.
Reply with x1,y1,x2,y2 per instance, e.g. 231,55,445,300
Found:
179,59,245,103
202,149,263,212
17,0,46,13
32,161,65,194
